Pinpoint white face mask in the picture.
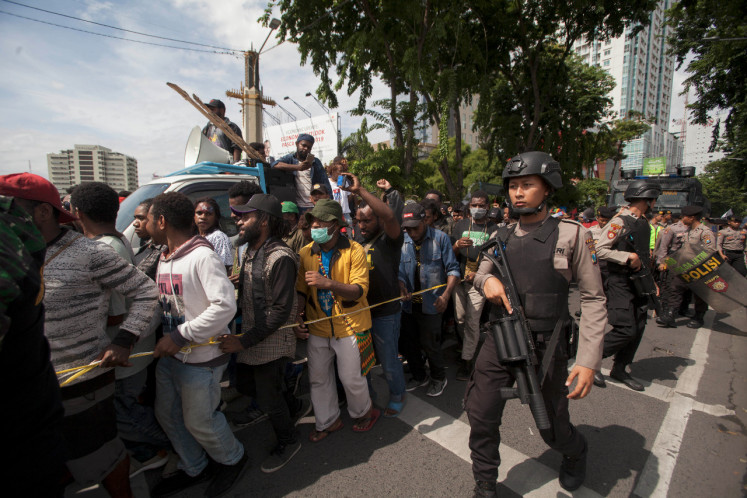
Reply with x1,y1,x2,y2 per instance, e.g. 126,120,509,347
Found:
470,207,487,220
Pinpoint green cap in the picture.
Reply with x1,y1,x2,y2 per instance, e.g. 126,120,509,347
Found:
281,201,299,214
305,198,348,227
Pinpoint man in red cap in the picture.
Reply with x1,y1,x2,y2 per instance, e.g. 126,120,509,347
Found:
0,173,158,496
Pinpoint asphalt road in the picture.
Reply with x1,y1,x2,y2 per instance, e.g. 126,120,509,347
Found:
67,290,747,498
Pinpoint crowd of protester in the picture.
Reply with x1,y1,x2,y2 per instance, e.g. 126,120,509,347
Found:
1,149,745,498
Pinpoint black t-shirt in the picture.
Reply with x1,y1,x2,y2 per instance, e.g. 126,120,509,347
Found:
359,230,405,317
451,218,498,274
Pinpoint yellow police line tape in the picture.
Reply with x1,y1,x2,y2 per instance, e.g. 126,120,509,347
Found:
55,281,458,387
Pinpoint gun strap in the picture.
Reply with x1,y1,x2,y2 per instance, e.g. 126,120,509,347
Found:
539,311,568,388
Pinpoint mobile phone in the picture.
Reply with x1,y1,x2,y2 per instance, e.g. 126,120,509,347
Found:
338,175,353,189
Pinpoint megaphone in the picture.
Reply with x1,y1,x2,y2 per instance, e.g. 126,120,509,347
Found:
184,126,232,167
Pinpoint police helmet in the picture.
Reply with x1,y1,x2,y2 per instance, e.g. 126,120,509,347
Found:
502,151,563,190
623,180,661,201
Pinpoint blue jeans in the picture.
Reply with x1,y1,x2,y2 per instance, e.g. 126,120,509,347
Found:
114,368,170,450
371,311,406,403
155,358,244,476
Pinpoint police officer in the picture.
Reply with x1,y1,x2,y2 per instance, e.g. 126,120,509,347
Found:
594,180,661,392
717,213,747,276
668,205,717,328
466,152,607,496
654,212,688,327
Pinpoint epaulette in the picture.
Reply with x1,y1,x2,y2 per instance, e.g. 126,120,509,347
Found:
559,219,584,228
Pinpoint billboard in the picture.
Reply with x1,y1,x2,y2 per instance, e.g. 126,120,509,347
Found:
264,113,339,166
642,157,666,175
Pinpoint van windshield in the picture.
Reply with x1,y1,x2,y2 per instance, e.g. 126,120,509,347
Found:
116,183,170,232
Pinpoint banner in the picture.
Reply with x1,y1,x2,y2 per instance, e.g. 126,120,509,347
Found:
665,244,747,312
642,157,666,175
264,113,339,166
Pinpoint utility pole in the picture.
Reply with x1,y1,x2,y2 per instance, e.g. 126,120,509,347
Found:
225,19,281,146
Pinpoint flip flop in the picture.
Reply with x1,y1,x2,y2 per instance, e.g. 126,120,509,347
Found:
383,399,404,418
352,407,381,432
309,417,343,442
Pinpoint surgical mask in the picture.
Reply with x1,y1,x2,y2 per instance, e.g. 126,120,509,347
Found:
470,207,487,220
311,227,333,244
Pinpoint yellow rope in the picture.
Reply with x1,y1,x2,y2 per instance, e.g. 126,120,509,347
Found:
55,281,456,385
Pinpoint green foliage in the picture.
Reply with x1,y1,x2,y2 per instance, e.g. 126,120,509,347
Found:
348,145,433,196
576,178,610,208
699,159,747,216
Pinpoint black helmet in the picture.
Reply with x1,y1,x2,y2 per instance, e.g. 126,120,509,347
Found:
502,151,563,190
623,180,661,201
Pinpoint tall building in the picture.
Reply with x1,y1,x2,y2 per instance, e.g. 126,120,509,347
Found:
47,145,138,193
428,96,481,149
675,111,728,175
573,0,677,175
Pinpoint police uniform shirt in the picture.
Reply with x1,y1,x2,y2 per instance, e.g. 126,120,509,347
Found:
717,226,747,252
589,223,604,244
595,206,641,266
654,220,687,265
686,223,717,253
472,216,607,371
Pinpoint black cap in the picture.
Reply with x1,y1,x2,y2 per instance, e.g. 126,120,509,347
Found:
402,203,426,228
206,99,225,109
726,213,740,222
310,183,328,195
230,193,282,218
598,206,617,219
681,205,703,217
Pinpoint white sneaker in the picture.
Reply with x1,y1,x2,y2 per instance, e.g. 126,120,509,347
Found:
129,449,169,478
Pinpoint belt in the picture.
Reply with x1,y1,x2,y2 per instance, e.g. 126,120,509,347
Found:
724,249,743,254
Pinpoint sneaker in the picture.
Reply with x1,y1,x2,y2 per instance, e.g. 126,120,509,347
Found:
405,375,430,392
233,406,268,427
426,378,447,397
130,449,169,478
161,450,180,478
151,467,213,498
292,398,313,426
260,441,301,473
204,452,250,498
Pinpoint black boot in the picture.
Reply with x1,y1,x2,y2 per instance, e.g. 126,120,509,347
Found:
657,309,676,328
610,363,644,391
559,436,588,491
456,359,471,381
655,308,669,325
473,480,497,498
686,312,705,329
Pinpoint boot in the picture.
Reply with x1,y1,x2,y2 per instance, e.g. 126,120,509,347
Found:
559,436,588,491
657,309,676,328
655,308,669,325
473,480,497,498
610,363,644,391
686,312,705,329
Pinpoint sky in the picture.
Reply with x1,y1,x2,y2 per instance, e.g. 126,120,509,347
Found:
0,0,690,186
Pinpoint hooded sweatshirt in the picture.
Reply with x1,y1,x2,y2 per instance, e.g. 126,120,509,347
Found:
156,236,237,366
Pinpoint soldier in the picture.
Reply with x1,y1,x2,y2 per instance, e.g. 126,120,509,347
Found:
717,213,747,276
594,180,661,391
655,213,688,327
667,205,717,328
467,152,607,496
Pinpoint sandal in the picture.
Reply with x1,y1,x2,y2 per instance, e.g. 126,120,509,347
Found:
352,407,381,432
309,417,343,442
383,399,404,418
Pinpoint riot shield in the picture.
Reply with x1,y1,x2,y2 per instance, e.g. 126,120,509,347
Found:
665,243,747,312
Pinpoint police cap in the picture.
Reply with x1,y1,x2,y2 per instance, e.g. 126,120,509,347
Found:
598,206,617,219
681,205,703,217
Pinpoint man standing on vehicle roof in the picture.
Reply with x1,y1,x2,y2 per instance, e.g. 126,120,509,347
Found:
272,134,331,212
594,179,661,391
202,99,243,163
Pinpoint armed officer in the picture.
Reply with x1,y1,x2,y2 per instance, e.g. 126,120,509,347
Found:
466,152,607,496
717,213,746,276
667,205,717,328
654,213,688,327
594,180,661,392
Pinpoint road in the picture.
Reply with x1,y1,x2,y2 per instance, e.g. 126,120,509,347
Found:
67,292,747,497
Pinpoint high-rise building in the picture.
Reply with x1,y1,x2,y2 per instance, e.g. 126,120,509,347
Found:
573,0,677,175
47,145,138,193
428,96,481,149
676,111,728,175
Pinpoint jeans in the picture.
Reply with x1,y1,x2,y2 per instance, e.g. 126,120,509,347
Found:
155,358,244,476
236,359,297,445
371,311,406,402
114,368,170,449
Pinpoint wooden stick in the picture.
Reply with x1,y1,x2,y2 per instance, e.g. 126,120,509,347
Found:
166,82,264,162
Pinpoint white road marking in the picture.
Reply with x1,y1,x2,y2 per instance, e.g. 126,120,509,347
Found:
633,314,716,498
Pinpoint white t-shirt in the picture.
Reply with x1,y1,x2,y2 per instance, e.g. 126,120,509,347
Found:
328,177,351,215
296,169,313,208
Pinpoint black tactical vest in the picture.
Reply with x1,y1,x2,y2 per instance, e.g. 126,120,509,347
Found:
499,217,569,332
608,215,651,273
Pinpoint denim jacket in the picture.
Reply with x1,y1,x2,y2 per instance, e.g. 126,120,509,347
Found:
271,153,332,200
399,226,461,315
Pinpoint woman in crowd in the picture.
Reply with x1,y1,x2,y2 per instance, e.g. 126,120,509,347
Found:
194,197,233,273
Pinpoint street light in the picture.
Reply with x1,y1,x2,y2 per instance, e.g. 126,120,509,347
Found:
259,18,282,54
276,103,297,121
305,92,329,113
263,108,280,125
284,96,311,118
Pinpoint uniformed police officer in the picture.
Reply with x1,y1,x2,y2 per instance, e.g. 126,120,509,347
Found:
654,213,688,327
466,152,607,496
594,180,661,392
668,205,717,328
717,213,747,276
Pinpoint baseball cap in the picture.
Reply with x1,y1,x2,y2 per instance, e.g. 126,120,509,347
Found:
0,173,77,223
206,99,226,109
282,201,299,214
305,198,347,227
310,183,328,195
230,193,282,218
401,203,426,228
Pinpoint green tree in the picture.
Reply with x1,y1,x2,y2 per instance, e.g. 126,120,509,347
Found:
699,159,747,215
576,178,610,208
